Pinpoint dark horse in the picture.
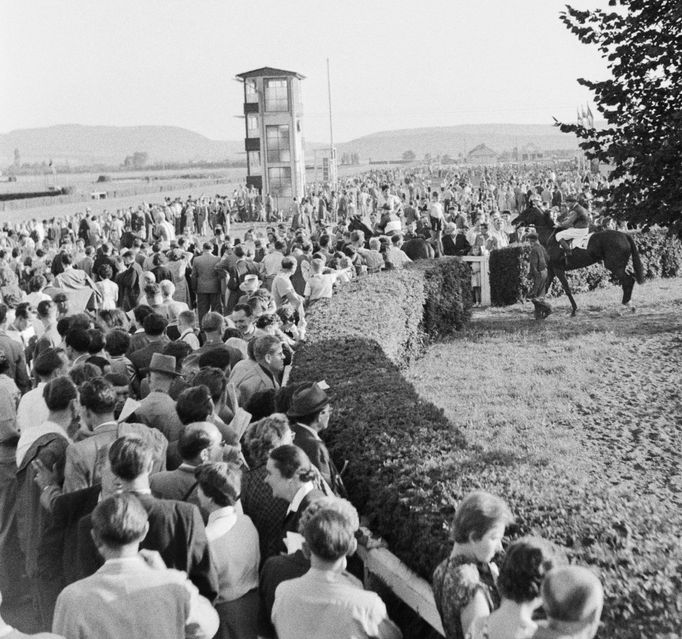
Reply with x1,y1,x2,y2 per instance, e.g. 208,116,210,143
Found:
347,216,435,260
513,206,644,315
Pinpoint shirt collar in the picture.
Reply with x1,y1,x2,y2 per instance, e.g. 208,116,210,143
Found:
296,423,321,440
287,482,314,515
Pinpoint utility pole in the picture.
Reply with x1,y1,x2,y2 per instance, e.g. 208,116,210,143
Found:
326,58,336,187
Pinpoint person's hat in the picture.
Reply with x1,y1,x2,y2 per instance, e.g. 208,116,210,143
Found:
148,352,179,377
239,274,262,293
526,230,539,239
287,383,330,418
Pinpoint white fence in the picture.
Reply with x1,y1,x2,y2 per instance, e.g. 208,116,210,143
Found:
460,255,491,306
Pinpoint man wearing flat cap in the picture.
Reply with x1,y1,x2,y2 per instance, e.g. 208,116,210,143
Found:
287,382,346,497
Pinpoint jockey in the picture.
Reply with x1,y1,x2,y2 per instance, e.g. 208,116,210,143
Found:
556,197,591,258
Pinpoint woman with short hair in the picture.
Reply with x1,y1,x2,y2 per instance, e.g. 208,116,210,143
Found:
432,491,514,639
240,414,293,561
197,461,260,639
470,537,559,639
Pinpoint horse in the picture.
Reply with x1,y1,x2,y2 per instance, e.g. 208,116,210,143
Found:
513,206,644,315
347,215,435,260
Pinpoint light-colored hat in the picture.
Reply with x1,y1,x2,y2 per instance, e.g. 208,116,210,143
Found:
148,353,179,377
239,274,262,293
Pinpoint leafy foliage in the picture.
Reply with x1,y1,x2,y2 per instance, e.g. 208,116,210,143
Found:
557,0,682,231
292,257,682,638
489,229,682,305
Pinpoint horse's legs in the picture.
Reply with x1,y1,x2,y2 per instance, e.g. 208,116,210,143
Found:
556,269,578,316
612,266,636,305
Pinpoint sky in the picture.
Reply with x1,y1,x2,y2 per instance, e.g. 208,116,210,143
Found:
1,0,612,143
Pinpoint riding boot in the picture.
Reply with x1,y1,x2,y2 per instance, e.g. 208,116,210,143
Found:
558,239,572,266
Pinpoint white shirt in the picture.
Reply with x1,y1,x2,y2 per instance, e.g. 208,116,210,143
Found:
272,568,402,639
206,507,260,602
15,383,49,457
287,482,315,516
17,420,70,466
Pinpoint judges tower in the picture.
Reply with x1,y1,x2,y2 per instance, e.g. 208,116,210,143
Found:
235,67,306,205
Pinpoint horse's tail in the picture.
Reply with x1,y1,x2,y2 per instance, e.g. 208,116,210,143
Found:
627,233,644,284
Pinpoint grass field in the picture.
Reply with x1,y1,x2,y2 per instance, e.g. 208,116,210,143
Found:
405,279,682,637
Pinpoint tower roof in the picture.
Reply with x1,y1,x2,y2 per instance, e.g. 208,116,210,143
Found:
235,66,305,80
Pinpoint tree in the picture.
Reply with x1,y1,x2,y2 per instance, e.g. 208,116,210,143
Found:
557,0,682,231
402,150,416,161
123,151,149,169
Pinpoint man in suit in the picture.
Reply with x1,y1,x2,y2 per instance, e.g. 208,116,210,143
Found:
228,335,283,407
74,434,218,603
191,242,221,323
150,421,224,510
288,383,346,498
127,313,169,398
115,250,144,311
54,493,218,639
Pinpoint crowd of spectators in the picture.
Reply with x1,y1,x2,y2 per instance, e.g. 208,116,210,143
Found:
0,161,605,639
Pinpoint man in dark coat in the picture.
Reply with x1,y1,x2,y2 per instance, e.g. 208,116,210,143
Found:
115,250,144,311
74,434,218,602
287,383,346,498
191,242,222,322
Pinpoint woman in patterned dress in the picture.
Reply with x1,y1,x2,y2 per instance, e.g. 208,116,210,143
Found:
432,491,514,639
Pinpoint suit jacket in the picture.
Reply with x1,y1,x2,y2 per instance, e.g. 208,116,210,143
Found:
291,424,346,498
75,492,218,602
150,464,199,504
53,556,218,639
16,432,69,577
191,252,221,294
229,359,279,407
282,489,326,544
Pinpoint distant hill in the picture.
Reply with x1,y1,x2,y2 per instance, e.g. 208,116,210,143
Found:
0,124,245,166
336,123,584,161
1,122,587,168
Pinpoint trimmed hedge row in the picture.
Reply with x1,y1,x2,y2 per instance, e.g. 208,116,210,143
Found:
290,257,681,638
290,258,472,579
489,228,682,305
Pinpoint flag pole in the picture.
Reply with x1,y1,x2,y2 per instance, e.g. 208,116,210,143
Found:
326,57,336,188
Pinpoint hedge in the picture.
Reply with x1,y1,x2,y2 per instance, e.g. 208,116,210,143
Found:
290,256,681,638
489,228,682,305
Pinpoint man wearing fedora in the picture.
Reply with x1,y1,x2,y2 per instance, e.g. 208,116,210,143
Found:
288,383,346,498
126,353,184,443
237,274,262,304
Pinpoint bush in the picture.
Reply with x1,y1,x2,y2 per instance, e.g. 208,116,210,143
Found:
290,259,472,578
291,255,681,639
489,228,682,305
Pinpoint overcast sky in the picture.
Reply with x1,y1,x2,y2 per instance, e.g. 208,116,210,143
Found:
1,0,611,143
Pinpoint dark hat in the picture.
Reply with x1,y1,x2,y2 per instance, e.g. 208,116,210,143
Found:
526,231,538,239
148,352,179,377
287,383,330,418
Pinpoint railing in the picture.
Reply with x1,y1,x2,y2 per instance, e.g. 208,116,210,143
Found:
357,541,445,636
460,255,491,306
